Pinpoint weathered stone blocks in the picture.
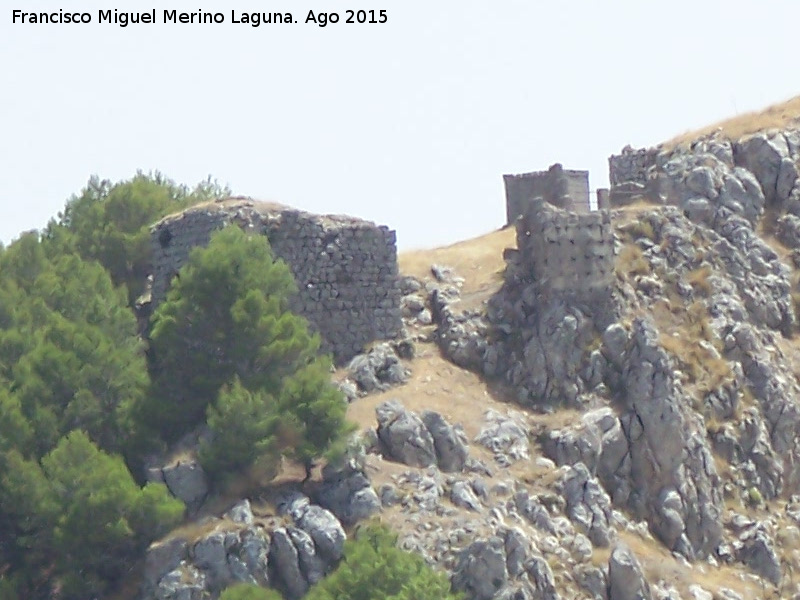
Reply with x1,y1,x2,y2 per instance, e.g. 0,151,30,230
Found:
149,198,402,364
516,198,615,297
504,163,590,224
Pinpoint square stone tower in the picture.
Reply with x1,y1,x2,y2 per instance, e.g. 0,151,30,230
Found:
504,163,590,224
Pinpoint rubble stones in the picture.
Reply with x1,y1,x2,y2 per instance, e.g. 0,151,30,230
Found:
734,521,782,585
451,480,482,511
776,213,800,248
346,343,409,394
475,410,530,466
153,563,207,600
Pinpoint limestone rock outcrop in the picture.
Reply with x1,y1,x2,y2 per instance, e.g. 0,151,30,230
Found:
142,495,347,600
375,400,469,472
607,544,652,600
601,318,723,558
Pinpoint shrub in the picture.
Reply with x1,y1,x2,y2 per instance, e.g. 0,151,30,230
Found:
219,583,283,600
277,357,355,478
305,524,460,600
1,432,183,599
616,245,650,278
54,172,229,303
200,378,279,480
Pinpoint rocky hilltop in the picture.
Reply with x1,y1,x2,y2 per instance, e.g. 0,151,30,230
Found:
142,100,800,600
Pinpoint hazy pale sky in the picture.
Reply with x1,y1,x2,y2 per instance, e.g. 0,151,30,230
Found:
2,0,799,249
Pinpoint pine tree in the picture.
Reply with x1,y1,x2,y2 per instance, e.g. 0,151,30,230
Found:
143,226,317,440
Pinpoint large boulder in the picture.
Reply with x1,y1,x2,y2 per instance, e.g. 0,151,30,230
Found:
269,528,309,599
601,318,723,559
286,496,346,563
452,537,509,600
558,463,614,547
376,400,437,467
347,343,409,394
421,410,469,472
162,459,209,510
734,133,790,206
607,544,651,600
736,524,781,586
316,459,380,525
143,537,189,595
191,530,232,591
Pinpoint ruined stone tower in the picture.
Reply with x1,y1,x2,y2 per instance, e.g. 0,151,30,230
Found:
516,197,615,306
504,163,590,224
148,198,402,364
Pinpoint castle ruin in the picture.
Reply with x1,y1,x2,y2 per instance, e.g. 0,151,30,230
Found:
504,163,590,224
516,197,615,297
501,163,616,312
607,146,663,206
149,199,402,364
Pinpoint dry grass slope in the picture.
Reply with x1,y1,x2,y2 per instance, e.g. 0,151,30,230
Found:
665,95,800,148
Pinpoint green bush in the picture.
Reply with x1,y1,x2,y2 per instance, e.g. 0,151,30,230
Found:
0,576,20,600
277,357,355,478
200,378,279,479
219,583,283,600
0,174,233,598
305,524,460,600
0,238,147,456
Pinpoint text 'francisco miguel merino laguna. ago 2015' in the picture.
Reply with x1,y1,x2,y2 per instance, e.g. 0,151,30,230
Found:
11,9,389,27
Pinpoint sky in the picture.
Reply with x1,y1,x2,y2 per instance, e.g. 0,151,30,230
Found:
2,0,799,250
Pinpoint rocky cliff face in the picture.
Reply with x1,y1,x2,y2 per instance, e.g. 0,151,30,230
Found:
422,127,800,598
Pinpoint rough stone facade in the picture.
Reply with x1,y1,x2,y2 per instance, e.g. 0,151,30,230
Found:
608,145,659,186
149,198,402,364
504,163,590,224
516,198,615,299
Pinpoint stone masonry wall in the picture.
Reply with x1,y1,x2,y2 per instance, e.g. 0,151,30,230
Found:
149,199,402,364
608,145,659,186
516,197,615,297
477,196,618,410
504,163,590,224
